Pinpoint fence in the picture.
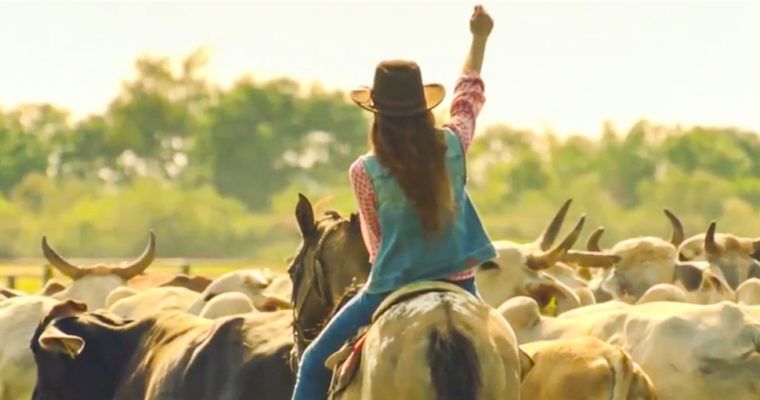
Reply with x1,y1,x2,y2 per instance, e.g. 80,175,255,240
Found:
0,258,256,290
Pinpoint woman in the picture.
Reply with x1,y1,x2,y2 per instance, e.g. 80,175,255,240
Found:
292,5,495,399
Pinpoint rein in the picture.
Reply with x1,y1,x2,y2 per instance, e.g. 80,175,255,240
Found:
291,219,344,358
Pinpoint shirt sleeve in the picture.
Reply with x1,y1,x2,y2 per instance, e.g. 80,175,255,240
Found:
443,71,486,153
349,158,382,263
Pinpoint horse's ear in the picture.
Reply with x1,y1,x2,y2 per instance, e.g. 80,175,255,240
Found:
349,213,361,231
296,193,317,238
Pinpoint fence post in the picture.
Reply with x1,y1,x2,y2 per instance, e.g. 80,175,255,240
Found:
6,275,15,289
42,264,52,284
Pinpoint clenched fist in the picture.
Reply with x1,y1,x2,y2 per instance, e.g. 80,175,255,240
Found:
470,5,493,37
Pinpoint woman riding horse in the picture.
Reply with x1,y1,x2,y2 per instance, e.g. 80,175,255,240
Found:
292,5,496,399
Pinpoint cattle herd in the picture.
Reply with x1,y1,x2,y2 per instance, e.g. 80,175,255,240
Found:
0,196,758,399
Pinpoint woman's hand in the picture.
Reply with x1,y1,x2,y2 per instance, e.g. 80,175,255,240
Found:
461,5,492,74
470,5,493,38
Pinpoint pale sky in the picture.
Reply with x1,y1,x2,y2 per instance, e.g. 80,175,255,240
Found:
1,1,759,137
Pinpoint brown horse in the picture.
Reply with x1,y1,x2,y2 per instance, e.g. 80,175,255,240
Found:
289,194,371,360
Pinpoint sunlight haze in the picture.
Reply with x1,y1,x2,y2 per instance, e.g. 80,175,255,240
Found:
1,1,759,137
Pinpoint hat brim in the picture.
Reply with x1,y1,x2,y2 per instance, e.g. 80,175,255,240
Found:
350,84,445,116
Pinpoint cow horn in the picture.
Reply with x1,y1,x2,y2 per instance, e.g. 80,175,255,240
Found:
42,236,85,279
112,232,156,280
586,227,605,252
664,209,685,246
536,199,572,251
527,215,585,270
704,222,722,257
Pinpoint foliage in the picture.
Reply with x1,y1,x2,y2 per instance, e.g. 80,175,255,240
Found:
0,50,758,260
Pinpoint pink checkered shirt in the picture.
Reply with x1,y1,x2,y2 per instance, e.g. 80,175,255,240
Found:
349,71,486,281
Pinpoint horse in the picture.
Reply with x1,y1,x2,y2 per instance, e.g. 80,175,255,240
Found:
288,194,530,400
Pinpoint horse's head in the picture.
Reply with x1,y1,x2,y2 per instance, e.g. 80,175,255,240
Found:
288,194,370,361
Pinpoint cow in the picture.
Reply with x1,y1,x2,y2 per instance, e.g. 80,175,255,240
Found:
0,233,156,400
187,269,291,315
0,296,60,400
41,232,156,310
199,292,256,319
31,300,295,400
0,280,64,299
636,283,688,304
475,200,619,314
678,224,760,265
107,286,200,319
737,278,760,306
585,213,734,303
520,337,657,400
499,297,760,400
127,273,213,292
683,223,760,289
0,287,25,299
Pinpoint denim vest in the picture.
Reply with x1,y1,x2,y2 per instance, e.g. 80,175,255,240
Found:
361,129,497,294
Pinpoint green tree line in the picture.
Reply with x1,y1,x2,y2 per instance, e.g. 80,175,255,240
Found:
1,50,758,260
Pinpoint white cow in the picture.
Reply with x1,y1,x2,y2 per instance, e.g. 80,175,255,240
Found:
42,233,157,310
476,200,618,314
679,223,760,289
737,278,760,306
0,296,60,400
199,292,255,319
500,297,760,400
107,287,200,319
636,283,688,304
187,269,291,315
587,214,734,304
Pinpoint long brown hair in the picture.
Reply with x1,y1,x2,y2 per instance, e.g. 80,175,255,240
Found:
371,111,454,233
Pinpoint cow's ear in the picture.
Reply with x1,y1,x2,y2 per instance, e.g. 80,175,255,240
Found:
296,194,317,239
478,260,500,270
39,325,85,358
39,280,66,296
518,348,535,382
674,263,703,291
48,300,87,319
749,263,760,280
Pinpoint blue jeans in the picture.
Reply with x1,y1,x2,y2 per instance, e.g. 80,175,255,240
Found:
291,278,478,400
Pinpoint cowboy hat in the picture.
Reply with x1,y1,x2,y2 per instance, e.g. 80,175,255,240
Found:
350,60,445,116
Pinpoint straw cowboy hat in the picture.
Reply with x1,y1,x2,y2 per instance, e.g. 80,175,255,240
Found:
350,60,445,116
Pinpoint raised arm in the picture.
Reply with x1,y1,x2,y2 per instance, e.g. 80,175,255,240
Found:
445,5,493,152
462,5,493,75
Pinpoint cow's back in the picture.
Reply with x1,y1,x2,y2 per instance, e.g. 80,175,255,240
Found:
115,311,294,400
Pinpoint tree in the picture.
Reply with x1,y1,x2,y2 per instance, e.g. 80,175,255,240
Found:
199,78,367,210
103,49,212,182
0,105,61,193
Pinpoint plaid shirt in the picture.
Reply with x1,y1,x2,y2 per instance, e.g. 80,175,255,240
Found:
349,71,486,281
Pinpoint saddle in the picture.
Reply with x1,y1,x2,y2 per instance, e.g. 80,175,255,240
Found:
325,281,476,398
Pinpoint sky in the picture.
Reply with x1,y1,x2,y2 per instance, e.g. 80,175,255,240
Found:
1,1,759,137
